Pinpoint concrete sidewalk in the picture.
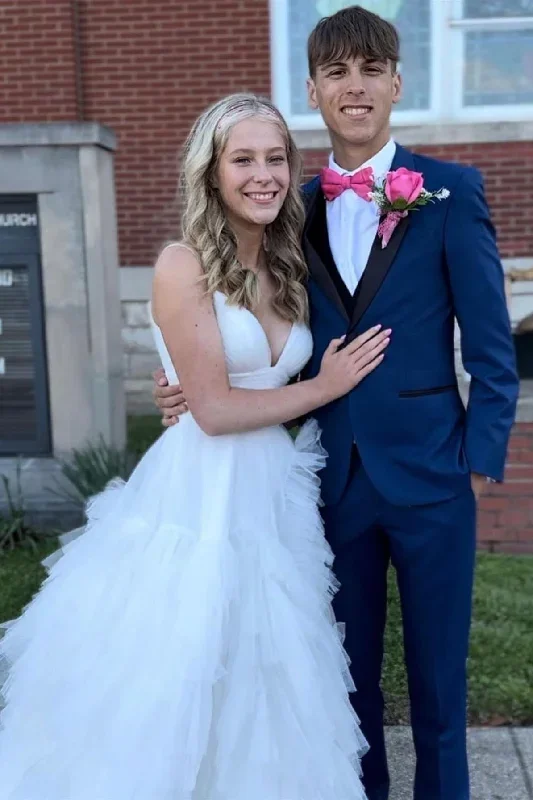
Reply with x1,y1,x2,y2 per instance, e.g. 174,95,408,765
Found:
387,726,533,799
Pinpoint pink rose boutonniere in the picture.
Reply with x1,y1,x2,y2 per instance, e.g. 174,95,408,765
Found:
369,167,450,248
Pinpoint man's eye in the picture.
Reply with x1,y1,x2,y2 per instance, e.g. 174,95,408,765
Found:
328,69,344,77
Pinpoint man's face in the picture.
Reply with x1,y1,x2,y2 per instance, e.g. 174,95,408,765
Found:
307,56,401,150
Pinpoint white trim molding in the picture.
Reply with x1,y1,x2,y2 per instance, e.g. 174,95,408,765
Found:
292,120,533,151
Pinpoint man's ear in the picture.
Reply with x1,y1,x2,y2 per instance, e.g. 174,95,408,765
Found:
392,71,402,106
307,77,319,111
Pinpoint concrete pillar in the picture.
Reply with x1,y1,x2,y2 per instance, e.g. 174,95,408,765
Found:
0,122,125,454
0,123,125,526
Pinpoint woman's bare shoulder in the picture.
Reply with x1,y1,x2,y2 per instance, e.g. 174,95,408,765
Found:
154,241,203,283
152,242,207,323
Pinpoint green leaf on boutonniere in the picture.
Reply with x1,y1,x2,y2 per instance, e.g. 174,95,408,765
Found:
392,198,409,211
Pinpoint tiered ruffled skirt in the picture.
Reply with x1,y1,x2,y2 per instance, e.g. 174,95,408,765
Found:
0,419,367,800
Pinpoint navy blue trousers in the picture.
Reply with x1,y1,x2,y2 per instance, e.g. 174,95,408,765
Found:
322,458,477,800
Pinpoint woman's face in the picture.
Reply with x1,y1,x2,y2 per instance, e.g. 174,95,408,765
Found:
216,117,290,230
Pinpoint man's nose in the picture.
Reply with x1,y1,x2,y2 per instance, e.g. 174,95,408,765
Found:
346,71,365,95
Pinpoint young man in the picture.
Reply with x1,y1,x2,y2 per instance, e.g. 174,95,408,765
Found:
154,7,518,799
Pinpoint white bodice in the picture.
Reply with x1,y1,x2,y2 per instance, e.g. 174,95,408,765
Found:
151,291,313,390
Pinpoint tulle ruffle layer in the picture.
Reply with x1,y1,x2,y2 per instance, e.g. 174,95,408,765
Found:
0,419,367,800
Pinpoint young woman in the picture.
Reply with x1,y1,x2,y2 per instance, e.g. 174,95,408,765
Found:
0,94,389,799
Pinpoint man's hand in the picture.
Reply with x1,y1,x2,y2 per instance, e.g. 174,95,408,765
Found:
471,472,489,500
152,368,188,427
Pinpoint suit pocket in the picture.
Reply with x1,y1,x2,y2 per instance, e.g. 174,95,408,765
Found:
399,384,457,398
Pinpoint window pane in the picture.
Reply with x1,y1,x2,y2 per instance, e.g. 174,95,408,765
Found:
464,29,533,105
463,0,533,17
287,0,431,117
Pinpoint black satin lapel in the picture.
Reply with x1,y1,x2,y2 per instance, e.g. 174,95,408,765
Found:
349,212,409,334
303,185,351,321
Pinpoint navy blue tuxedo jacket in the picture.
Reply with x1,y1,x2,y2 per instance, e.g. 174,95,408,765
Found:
302,144,519,507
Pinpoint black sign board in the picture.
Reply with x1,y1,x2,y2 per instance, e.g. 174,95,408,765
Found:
0,195,51,455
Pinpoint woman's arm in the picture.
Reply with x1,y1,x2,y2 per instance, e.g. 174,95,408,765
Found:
152,245,388,437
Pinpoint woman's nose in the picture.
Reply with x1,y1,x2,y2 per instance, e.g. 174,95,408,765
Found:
253,163,274,183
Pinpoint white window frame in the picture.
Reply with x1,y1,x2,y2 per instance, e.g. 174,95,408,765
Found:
270,0,533,130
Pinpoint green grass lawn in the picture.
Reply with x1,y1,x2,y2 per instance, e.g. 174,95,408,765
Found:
383,554,533,726
1,415,531,727
0,539,58,624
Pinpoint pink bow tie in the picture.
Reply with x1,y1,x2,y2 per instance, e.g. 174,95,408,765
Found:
320,166,375,202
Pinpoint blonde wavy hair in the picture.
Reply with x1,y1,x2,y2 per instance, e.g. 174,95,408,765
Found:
178,93,308,323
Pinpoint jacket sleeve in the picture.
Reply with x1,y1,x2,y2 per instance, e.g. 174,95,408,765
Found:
444,166,519,481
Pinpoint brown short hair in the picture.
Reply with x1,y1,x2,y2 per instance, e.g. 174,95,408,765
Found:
308,5,400,78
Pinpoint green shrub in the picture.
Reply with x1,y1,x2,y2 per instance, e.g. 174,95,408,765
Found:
56,437,137,506
127,415,162,458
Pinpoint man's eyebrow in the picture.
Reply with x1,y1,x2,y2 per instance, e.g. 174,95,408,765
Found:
318,60,348,70
318,57,388,71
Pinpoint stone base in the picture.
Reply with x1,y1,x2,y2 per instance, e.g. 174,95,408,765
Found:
0,457,84,533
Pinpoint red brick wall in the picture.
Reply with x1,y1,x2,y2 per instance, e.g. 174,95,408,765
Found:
0,0,271,265
0,0,79,119
478,424,533,555
80,0,271,264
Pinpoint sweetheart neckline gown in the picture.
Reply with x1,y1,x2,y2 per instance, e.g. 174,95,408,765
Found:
0,289,367,799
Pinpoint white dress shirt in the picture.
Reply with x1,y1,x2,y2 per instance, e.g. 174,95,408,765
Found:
326,138,397,295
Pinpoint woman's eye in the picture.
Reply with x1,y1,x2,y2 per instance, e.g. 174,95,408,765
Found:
270,156,285,164
234,157,251,165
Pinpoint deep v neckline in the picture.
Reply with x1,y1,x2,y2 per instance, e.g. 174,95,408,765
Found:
215,291,294,369
247,311,295,368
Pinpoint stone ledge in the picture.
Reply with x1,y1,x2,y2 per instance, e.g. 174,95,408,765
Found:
120,267,153,301
516,381,533,423
119,260,533,302
0,122,116,151
0,457,84,531
505,258,533,274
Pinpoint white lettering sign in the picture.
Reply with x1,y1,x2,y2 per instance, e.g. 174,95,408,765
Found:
0,213,38,227
0,270,13,287
0,358,5,375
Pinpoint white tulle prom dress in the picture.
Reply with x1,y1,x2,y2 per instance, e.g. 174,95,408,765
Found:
0,277,368,799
